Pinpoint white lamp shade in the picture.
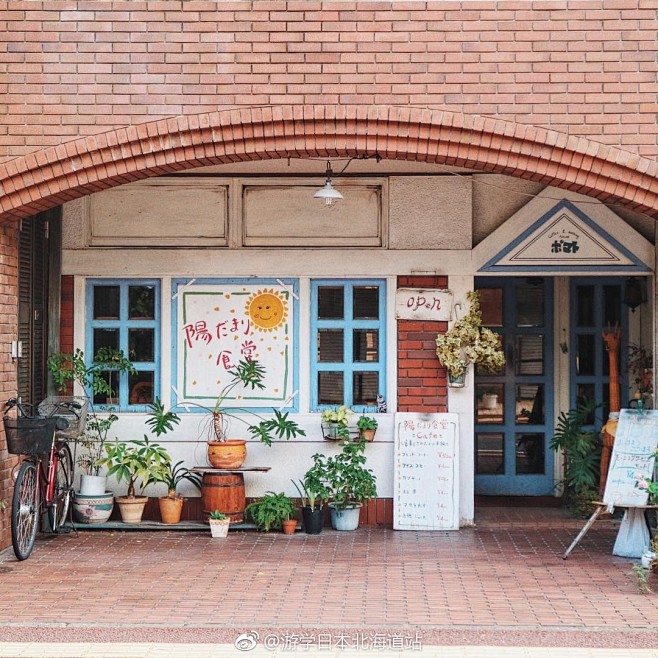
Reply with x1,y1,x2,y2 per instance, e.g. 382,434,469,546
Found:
313,181,344,203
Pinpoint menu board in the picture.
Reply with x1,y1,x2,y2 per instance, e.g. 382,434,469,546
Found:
603,409,658,507
393,412,459,530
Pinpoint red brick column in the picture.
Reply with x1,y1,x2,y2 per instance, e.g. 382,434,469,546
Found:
60,276,74,356
0,221,19,550
397,276,449,413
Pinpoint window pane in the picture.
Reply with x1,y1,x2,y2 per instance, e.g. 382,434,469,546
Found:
129,371,154,405
318,330,343,362
603,285,621,327
318,371,343,405
516,335,543,375
516,433,545,474
576,384,596,422
93,371,120,406
353,286,379,320
576,285,595,327
93,328,119,354
516,280,544,327
353,329,378,362
353,372,379,406
479,288,503,327
576,334,595,376
476,383,504,424
476,433,504,475
129,328,154,362
317,287,344,319
129,285,155,319
93,286,120,319
516,384,544,424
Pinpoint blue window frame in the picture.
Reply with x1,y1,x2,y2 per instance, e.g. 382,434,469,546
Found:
86,279,160,410
311,279,386,412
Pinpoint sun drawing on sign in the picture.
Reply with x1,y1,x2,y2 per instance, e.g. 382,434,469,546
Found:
245,289,288,332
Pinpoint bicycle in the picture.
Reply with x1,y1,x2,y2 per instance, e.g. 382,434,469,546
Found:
3,396,87,560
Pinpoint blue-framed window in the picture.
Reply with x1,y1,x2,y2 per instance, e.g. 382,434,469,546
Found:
311,280,386,412
86,280,160,410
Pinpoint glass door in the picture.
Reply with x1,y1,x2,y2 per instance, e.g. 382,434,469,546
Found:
570,278,627,420
474,277,554,495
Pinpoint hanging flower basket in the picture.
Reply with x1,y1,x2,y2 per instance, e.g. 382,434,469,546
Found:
436,291,505,383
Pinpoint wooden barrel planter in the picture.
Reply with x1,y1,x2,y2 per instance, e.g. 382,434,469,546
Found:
201,473,246,524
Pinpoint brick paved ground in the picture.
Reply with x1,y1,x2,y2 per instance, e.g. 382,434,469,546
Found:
0,507,656,653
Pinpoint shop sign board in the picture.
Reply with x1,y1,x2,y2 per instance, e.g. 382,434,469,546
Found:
394,412,459,530
395,288,452,321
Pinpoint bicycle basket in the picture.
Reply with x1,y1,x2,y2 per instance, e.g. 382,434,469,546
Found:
37,396,88,439
3,416,58,455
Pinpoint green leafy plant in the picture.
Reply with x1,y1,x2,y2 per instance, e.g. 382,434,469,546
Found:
629,563,653,595
292,478,328,509
550,399,601,515
435,290,505,378
209,510,227,521
48,348,137,476
356,415,378,431
321,405,353,426
306,436,377,510
245,491,296,532
142,398,202,498
191,358,305,447
96,436,172,499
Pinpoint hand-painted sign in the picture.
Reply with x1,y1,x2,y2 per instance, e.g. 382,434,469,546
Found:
174,279,296,408
394,412,459,530
395,288,452,321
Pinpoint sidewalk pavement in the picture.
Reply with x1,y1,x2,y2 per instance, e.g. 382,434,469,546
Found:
0,506,656,657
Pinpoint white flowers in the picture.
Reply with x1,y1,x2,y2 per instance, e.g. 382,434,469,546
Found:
435,291,506,379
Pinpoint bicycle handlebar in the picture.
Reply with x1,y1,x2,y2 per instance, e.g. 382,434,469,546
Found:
4,397,81,419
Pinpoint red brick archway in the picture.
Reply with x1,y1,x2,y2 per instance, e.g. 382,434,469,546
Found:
2,105,658,220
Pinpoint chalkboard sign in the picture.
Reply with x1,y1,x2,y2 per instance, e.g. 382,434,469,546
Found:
393,412,459,530
603,409,658,507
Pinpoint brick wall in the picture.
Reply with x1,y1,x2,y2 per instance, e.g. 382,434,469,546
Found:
3,1,658,162
397,275,449,413
0,222,19,549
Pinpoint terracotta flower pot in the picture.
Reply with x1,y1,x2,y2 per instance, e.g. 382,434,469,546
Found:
282,518,297,535
159,495,184,524
207,439,247,469
116,496,148,524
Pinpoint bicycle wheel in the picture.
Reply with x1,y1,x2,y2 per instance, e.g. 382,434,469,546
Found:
47,441,73,532
11,460,40,561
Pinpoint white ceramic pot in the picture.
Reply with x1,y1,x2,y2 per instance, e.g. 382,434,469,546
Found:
482,394,498,410
209,519,230,538
328,502,362,531
72,492,114,524
641,550,656,569
79,474,108,496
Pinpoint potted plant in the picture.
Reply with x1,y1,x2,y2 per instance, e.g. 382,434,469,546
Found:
435,290,505,386
245,491,296,533
95,436,172,524
292,478,328,535
356,414,378,441
192,358,305,468
208,510,230,538
306,436,377,531
48,348,136,497
156,460,202,524
321,405,353,440
144,398,201,524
